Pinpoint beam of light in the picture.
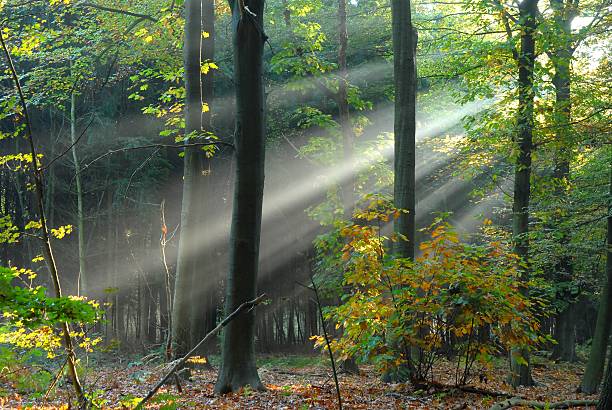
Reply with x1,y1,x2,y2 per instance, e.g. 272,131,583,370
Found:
86,88,493,297
452,180,509,233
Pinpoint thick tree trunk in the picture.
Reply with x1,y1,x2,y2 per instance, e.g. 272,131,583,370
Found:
581,165,612,393
509,0,538,388
214,0,266,394
552,307,576,361
598,352,612,410
391,0,416,260
172,0,204,358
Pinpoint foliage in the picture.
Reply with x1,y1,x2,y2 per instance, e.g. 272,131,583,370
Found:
0,347,53,397
313,197,548,384
0,265,101,355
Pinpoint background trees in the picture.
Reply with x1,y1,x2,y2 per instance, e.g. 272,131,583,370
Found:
0,0,610,405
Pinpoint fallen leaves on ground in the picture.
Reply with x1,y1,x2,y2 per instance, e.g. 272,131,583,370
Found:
0,357,599,409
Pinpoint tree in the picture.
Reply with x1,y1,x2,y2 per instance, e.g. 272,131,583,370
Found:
548,0,577,362
509,0,538,388
598,354,612,410
581,163,612,393
172,0,206,358
387,0,417,383
337,0,355,217
189,0,218,355
214,0,266,394
391,0,416,261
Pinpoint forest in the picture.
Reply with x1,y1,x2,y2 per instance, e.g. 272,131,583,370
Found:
0,0,610,408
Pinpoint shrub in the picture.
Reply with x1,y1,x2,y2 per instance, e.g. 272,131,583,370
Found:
312,196,548,385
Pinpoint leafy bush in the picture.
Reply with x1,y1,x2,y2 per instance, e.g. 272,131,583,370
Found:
313,196,548,385
0,265,102,355
0,347,53,397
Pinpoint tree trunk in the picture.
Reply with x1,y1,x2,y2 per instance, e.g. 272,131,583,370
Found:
509,0,538,388
70,91,87,296
598,352,612,410
172,0,204,358
391,0,416,260
581,164,612,393
552,307,576,362
335,0,360,375
337,0,355,217
190,0,218,357
214,0,266,394
549,0,577,363
386,0,418,383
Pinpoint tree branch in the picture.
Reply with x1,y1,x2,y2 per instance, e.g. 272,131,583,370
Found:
74,141,233,178
77,2,158,22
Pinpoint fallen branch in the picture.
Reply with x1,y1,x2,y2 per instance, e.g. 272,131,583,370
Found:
454,385,513,398
135,294,267,409
489,398,598,410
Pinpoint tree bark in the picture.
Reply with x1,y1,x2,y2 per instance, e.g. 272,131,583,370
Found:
598,351,612,410
337,0,355,218
509,0,538,388
549,0,578,363
386,0,419,384
70,90,87,296
172,0,205,358
189,0,218,357
214,0,266,394
391,0,417,260
581,164,612,393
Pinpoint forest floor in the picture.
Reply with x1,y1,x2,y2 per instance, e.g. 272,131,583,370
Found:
0,354,600,409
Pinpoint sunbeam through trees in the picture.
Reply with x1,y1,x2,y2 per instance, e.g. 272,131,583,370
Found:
0,0,610,408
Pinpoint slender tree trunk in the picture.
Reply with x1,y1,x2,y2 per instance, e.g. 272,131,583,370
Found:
172,0,204,358
336,0,360,375
190,0,217,357
509,0,538,388
70,91,87,296
45,108,56,228
337,0,355,217
550,0,577,363
0,31,86,404
214,0,266,394
581,164,612,393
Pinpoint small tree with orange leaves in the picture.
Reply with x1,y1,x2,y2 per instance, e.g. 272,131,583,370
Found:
312,195,549,385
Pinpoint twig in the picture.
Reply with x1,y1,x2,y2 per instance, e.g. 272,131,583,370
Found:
77,2,158,22
308,274,343,410
134,294,267,409
44,359,68,399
